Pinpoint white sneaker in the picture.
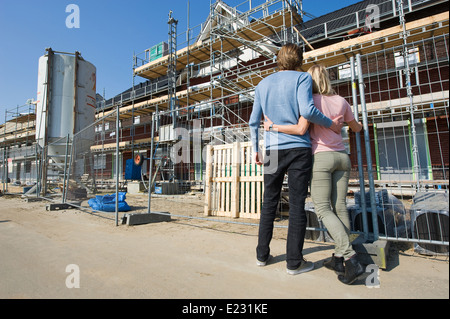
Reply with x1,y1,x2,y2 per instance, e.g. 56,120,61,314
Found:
286,258,314,275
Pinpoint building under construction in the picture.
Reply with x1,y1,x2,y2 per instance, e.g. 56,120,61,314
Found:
93,0,448,191
1,0,448,251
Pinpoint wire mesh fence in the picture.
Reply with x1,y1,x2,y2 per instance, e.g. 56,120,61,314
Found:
332,30,449,255
349,32,449,255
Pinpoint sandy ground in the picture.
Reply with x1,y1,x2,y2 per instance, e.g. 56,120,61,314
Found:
0,192,448,300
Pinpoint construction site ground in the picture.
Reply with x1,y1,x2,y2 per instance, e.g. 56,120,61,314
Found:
0,192,448,300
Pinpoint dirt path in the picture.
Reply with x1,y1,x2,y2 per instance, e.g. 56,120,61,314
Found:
0,194,448,300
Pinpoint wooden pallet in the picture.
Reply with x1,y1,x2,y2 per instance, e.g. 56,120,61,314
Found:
204,141,264,219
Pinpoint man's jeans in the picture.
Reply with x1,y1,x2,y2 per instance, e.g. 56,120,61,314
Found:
256,147,312,270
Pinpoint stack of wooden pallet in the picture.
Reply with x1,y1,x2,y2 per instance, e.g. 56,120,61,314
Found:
204,141,264,219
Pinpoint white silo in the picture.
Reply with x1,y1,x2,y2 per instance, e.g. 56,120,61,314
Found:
35,48,96,162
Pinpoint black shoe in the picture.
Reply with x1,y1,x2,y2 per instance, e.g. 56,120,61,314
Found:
323,254,344,275
256,255,272,267
338,255,365,285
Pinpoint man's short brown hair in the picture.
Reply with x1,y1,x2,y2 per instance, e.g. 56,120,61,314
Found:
277,43,303,71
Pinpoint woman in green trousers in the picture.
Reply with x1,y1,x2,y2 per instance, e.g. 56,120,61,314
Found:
264,64,365,285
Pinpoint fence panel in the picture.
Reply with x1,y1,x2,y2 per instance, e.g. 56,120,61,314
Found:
346,30,449,255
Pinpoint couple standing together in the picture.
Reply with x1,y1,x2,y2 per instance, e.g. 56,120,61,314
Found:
249,43,364,285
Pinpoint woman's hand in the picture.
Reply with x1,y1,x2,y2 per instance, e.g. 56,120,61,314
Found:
264,115,273,131
330,115,344,134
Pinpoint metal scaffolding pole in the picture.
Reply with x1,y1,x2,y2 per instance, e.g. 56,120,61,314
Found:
398,0,421,190
356,53,380,241
168,10,179,129
350,56,369,240
115,98,120,226
147,113,155,214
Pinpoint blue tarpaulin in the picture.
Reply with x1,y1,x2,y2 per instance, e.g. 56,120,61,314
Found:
88,192,131,212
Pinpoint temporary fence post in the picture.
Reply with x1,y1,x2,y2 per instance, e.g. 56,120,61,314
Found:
2,147,6,194
356,53,380,241
115,105,120,226
35,145,41,197
204,144,213,216
147,113,155,214
231,141,240,218
2,111,5,194
350,56,369,240
62,134,70,203
65,137,75,202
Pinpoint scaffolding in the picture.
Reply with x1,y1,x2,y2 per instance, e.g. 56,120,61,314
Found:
0,101,38,193
92,0,447,190
91,0,304,189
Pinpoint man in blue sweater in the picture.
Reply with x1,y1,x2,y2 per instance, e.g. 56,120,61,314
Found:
249,43,342,275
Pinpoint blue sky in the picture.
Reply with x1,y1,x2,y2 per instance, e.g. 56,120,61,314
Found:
0,0,361,119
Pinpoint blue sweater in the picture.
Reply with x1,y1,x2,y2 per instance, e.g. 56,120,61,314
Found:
249,71,332,153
